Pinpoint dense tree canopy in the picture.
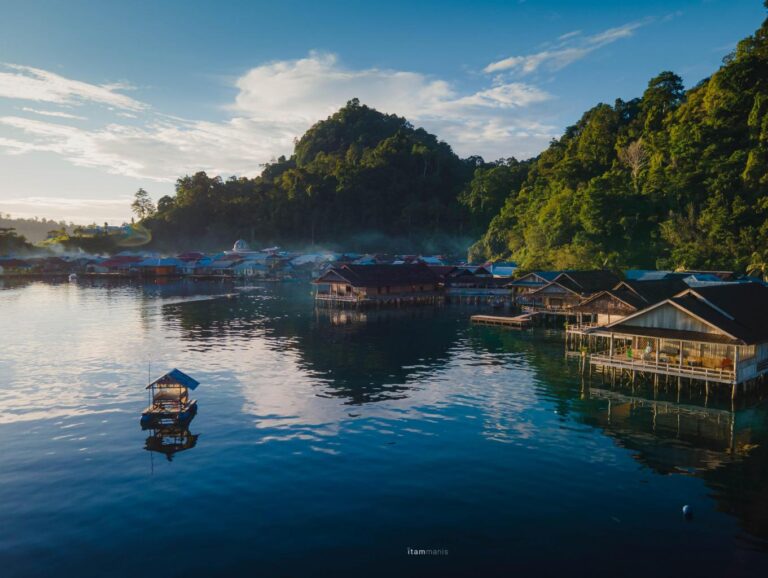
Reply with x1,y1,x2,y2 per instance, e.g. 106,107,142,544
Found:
144,99,482,252
468,7,768,270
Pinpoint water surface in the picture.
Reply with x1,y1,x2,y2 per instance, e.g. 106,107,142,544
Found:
1,279,767,577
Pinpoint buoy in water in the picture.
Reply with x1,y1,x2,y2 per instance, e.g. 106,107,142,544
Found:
682,505,693,519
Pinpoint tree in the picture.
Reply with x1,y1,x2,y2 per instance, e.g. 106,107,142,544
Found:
0,227,33,253
131,188,156,220
747,250,768,280
618,139,648,191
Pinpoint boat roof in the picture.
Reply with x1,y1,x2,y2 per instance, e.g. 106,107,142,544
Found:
147,368,200,390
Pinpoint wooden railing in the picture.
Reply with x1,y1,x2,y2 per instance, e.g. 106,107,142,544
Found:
589,353,736,383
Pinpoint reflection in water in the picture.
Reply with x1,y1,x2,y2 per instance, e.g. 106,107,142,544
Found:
581,386,757,474
144,425,199,461
93,283,768,549
3,279,768,576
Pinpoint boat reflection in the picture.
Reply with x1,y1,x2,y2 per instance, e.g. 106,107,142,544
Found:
144,425,199,461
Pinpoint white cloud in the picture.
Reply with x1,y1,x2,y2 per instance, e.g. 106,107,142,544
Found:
484,21,647,74
0,63,144,110
21,107,86,120
0,53,558,188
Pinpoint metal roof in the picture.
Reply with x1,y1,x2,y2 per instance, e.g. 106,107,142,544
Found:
147,368,200,390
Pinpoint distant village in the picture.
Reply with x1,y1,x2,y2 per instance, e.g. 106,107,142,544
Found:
4,238,768,398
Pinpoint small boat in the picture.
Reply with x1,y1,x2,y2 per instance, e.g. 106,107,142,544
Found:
140,368,199,429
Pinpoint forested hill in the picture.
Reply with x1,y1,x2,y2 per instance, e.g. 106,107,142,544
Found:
143,5,768,265
467,5,768,272
145,99,481,252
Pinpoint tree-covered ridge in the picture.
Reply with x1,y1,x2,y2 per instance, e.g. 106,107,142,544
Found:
145,99,481,251
468,8,768,271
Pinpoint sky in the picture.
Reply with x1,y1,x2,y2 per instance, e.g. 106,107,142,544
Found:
0,0,765,224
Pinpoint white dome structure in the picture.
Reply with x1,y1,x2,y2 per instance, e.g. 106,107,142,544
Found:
233,239,251,252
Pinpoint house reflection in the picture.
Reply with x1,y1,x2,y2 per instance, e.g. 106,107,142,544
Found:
144,425,199,461
581,385,759,474
159,284,460,404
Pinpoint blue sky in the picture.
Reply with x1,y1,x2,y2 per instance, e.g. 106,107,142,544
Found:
0,0,765,224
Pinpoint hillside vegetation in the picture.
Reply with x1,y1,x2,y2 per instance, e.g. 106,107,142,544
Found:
467,6,768,271
144,99,480,252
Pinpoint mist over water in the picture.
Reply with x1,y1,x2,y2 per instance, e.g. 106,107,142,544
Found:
1,279,767,577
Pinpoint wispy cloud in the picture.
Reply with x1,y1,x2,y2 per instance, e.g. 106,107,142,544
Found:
484,20,648,75
0,63,145,110
0,53,558,183
21,107,86,120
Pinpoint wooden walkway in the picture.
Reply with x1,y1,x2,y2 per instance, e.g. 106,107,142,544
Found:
471,312,538,328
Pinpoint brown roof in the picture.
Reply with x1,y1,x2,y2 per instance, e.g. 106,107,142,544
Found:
554,270,622,294
672,284,768,343
602,282,768,345
428,265,459,281
313,263,438,287
619,278,689,304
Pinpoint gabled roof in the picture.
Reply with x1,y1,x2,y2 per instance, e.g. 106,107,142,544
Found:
573,289,644,311
615,278,689,305
147,368,200,390
604,282,768,344
312,263,438,287
507,271,560,287
553,270,621,294
574,279,689,313
529,279,583,297
428,265,459,280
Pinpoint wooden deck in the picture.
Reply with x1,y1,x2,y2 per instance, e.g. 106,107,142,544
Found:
589,353,735,384
471,312,537,328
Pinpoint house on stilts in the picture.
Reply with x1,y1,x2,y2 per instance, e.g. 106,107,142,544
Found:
312,263,441,307
579,283,768,397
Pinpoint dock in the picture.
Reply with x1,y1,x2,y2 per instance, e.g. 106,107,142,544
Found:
471,312,537,328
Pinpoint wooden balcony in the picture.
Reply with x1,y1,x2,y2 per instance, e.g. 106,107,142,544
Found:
589,353,736,384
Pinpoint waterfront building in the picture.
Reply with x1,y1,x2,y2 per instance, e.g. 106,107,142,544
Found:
443,267,513,305
521,270,621,311
312,263,441,306
583,283,768,393
135,257,184,277
570,278,689,326
506,271,561,298
0,258,32,275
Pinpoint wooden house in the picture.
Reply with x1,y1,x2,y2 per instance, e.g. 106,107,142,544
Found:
443,267,514,304
571,278,689,326
522,270,621,311
506,271,561,297
585,283,768,392
312,263,440,306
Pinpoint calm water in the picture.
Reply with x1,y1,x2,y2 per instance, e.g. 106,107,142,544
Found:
1,279,767,577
